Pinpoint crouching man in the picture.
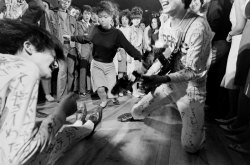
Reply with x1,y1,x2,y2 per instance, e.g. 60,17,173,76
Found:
118,0,213,153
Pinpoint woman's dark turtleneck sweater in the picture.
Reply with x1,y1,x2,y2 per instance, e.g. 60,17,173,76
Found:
71,25,142,63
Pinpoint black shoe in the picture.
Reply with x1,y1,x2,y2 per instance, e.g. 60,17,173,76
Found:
117,113,143,122
79,92,87,97
112,98,120,105
75,102,87,124
36,111,49,118
89,106,103,128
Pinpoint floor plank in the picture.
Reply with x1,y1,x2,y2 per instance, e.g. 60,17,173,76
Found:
36,95,250,165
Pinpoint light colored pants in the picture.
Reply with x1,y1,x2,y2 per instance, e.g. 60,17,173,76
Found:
57,55,78,101
90,60,117,98
41,79,51,95
131,82,206,153
57,59,68,101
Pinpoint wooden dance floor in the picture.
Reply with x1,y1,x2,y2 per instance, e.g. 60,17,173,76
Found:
37,95,250,165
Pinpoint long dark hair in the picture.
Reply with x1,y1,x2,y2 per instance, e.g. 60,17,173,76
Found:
149,16,161,30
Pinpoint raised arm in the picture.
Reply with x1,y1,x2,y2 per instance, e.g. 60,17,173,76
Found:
117,30,142,61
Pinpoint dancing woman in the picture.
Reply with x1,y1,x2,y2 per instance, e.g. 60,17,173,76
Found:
63,1,142,110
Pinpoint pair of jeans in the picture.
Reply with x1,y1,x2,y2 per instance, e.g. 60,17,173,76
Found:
131,82,206,153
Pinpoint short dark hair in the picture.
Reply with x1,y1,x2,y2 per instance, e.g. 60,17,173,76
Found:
119,9,131,25
96,1,117,16
0,19,64,60
92,7,98,14
82,5,92,13
182,0,192,9
130,6,143,19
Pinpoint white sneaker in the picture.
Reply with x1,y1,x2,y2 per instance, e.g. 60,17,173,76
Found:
45,94,55,102
132,92,141,98
119,92,124,97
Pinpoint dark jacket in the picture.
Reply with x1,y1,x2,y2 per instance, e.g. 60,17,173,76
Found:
206,0,232,41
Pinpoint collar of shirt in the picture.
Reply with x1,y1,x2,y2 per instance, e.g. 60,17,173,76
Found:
82,20,90,27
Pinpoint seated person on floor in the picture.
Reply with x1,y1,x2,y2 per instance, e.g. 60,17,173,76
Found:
118,0,213,153
0,19,101,165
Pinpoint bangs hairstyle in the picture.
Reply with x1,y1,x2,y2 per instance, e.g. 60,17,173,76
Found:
182,0,192,9
119,9,131,25
0,19,64,60
96,1,117,16
130,6,143,19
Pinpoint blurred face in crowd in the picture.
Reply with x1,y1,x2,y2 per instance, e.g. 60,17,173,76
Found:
132,18,141,26
43,1,50,12
75,9,80,19
91,12,98,23
70,8,77,17
151,18,159,29
190,0,202,13
140,22,146,30
83,10,92,23
59,0,71,11
121,16,129,27
98,11,112,29
159,0,184,16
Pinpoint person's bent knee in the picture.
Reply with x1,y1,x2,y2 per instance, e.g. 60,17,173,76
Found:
97,87,105,93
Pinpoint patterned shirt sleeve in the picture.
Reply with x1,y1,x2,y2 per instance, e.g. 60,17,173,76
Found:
0,61,40,164
168,18,212,83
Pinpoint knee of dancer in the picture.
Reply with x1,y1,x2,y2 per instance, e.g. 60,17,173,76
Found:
97,87,106,93
131,105,145,120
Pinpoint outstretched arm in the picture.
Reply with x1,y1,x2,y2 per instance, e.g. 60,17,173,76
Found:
63,26,95,44
117,30,142,61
